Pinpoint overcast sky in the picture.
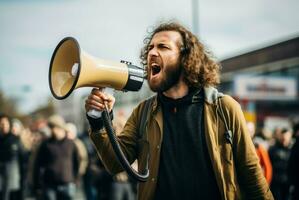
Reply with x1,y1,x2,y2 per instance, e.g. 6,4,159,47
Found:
0,0,298,114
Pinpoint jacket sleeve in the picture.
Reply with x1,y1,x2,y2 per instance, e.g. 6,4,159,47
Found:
222,96,274,200
88,103,142,175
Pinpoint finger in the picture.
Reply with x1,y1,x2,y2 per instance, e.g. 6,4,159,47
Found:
106,103,113,112
90,89,110,102
85,99,96,111
91,99,112,112
107,98,115,110
90,98,106,109
85,95,104,108
88,105,104,111
90,94,106,103
91,87,104,93
91,87,107,97
88,92,109,105
105,93,115,102
97,92,110,102
87,103,105,112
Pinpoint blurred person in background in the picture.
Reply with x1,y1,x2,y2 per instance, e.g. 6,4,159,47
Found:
0,114,26,200
247,122,273,184
269,128,293,200
93,160,113,200
65,122,88,180
26,126,50,193
11,119,24,137
288,123,299,200
272,127,284,147
110,114,136,200
80,126,102,200
85,22,273,200
254,127,273,150
32,114,80,200
11,118,34,199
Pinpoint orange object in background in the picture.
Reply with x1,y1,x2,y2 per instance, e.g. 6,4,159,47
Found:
255,144,273,184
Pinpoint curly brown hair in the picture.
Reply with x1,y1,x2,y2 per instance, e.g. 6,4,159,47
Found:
140,21,221,87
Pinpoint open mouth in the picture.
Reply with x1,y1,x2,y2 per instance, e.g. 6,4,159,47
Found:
151,64,161,76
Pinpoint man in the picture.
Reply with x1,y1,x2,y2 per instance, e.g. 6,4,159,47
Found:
269,128,293,200
85,22,273,200
33,115,79,200
0,114,25,200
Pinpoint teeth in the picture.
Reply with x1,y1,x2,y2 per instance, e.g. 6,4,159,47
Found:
151,63,159,67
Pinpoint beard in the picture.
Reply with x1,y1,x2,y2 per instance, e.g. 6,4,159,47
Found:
148,62,182,93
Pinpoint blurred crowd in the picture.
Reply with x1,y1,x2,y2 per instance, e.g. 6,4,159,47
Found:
0,112,136,200
247,121,299,200
0,111,299,200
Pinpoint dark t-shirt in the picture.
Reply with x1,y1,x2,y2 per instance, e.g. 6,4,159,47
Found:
154,88,221,200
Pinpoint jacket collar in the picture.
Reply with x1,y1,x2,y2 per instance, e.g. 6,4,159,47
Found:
204,86,224,105
151,86,223,112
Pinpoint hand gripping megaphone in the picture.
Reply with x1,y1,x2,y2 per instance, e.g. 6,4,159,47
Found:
48,37,149,182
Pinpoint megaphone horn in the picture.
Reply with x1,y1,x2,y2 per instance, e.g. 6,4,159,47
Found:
49,37,144,100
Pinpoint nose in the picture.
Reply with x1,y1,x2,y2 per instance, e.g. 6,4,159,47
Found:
148,46,159,58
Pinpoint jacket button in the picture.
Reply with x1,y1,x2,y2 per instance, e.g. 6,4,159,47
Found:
151,178,155,182
157,145,160,149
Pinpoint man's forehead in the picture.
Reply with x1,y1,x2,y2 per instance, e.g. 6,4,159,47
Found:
150,31,182,44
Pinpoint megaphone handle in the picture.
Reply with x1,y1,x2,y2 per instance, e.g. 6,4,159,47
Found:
87,109,102,119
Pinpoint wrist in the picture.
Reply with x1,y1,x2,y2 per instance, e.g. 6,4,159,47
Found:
86,110,113,131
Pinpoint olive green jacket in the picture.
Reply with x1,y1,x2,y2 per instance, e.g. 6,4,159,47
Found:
89,87,273,200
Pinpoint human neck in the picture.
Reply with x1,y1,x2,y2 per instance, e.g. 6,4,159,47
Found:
162,80,189,99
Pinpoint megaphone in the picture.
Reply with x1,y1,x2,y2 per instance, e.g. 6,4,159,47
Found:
49,37,144,100
48,37,149,182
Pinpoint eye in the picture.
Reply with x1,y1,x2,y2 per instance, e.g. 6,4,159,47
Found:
147,45,154,51
158,44,169,49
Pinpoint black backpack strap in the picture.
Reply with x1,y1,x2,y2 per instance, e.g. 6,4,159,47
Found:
217,97,233,145
138,96,155,138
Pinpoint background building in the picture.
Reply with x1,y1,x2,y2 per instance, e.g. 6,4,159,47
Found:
220,35,299,131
